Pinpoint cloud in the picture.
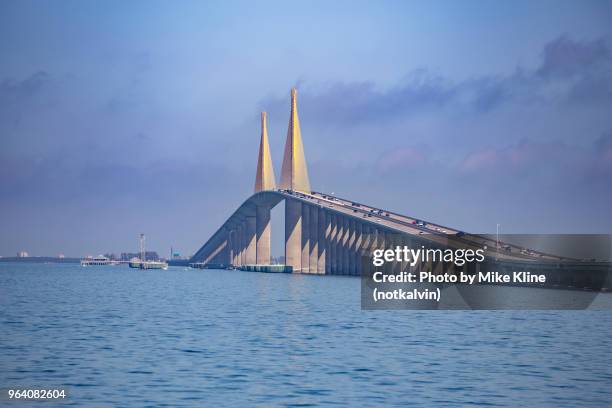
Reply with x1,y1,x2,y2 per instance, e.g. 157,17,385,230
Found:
2,32,612,254
460,148,500,172
537,36,610,78
372,129,612,198
262,73,456,126
459,135,612,190
0,71,54,128
0,71,51,98
459,140,576,175
0,156,240,201
261,36,612,126
538,36,612,104
376,145,430,173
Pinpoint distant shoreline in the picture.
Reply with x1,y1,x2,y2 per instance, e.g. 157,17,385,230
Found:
0,257,81,264
0,257,190,266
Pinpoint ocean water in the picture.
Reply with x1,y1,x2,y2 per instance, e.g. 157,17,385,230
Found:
1,262,611,407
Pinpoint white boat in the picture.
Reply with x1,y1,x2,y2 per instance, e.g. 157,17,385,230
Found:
128,234,168,270
80,255,116,266
129,259,168,270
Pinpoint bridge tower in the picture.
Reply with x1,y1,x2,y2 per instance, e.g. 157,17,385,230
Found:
252,112,276,265
254,112,276,193
280,88,311,193
192,88,386,274
280,88,312,272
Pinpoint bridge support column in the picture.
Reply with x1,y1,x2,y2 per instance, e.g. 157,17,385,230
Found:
223,233,230,265
318,208,327,274
410,238,422,274
359,224,369,276
365,224,374,273
234,225,240,266
369,226,376,248
235,226,242,266
354,222,363,276
338,216,349,275
370,226,379,274
230,227,236,265
217,232,226,265
256,205,271,265
309,205,318,273
433,247,444,275
342,216,349,274
242,221,248,266
239,223,245,266
332,214,343,275
348,219,356,275
376,229,384,252
227,229,234,265
384,232,392,272
301,204,310,273
387,232,402,274
334,215,343,275
226,233,232,265
245,215,256,265
342,217,350,275
329,213,337,274
285,199,302,272
400,236,409,272
387,233,397,273
394,234,403,273
373,229,385,275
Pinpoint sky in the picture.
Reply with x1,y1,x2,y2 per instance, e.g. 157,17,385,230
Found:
1,0,611,258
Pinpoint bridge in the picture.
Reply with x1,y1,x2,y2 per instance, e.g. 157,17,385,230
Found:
190,88,575,275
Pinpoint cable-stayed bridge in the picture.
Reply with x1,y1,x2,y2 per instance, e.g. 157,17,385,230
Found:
190,89,575,275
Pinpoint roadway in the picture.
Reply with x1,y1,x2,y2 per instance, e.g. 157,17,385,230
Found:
280,189,575,262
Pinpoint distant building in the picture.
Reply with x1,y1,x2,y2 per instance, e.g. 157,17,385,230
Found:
58,253,65,259
170,251,189,260
18,251,29,258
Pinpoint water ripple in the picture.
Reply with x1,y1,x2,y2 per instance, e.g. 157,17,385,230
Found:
1,263,612,407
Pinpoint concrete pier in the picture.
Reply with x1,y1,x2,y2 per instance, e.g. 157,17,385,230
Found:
309,205,318,273
318,208,327,274
301,203,310,273
256,205,271,265
245,215,256,265
342,217,350,275
334,215,343,274
285,198,302,272
348,219,356,275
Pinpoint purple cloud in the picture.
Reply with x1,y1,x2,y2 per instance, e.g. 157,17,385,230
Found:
261,36,612,125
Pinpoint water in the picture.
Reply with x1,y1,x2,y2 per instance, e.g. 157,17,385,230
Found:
1,263,611,407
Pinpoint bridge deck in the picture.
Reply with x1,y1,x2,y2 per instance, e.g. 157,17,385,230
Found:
287,190,575,263
191,189,577,266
